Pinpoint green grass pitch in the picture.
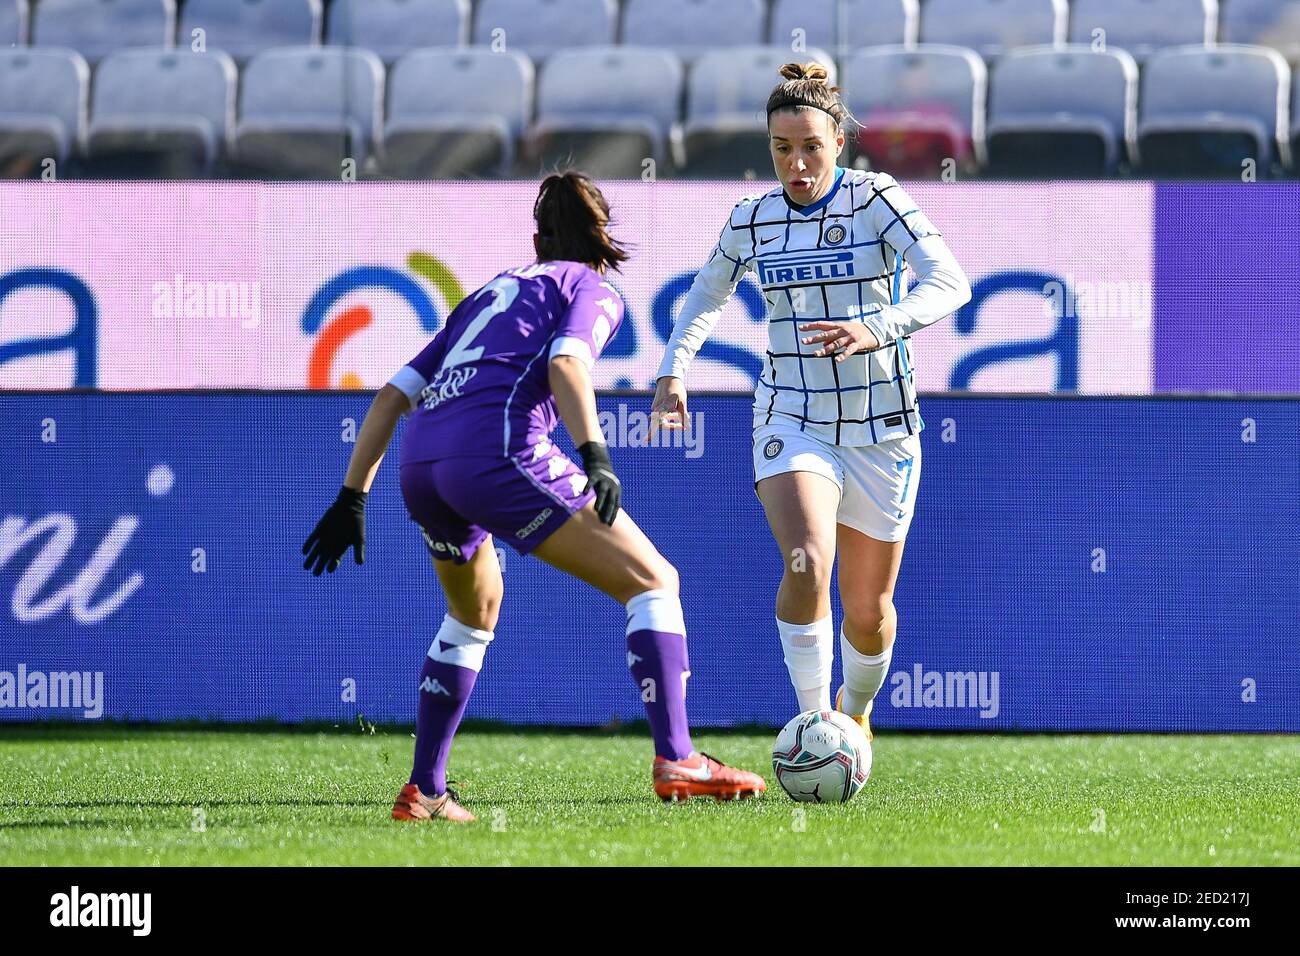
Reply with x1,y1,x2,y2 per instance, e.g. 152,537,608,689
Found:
1,725,1296,866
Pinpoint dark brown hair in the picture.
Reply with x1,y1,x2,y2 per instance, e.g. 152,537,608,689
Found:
533,170,629,273
766,61,855,131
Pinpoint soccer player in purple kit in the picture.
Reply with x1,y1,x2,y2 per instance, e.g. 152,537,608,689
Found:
302,172,766,822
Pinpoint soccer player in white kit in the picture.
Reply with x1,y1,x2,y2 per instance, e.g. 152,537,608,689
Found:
652,62,972,738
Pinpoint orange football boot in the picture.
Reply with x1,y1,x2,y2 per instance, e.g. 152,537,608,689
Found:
391,783,476,823
835,686,875,742
653,752,767,803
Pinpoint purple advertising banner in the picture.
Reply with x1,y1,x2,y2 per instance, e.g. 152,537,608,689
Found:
1153,183,1300,394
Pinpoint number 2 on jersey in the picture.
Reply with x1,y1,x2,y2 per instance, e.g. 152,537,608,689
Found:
442,276,519,370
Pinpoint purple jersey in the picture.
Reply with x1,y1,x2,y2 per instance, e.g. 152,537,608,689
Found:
389,260,624,464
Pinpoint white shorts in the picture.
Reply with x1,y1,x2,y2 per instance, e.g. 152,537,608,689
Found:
752,420,922,542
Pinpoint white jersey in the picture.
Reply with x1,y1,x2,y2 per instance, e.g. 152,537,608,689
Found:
658,167,970,446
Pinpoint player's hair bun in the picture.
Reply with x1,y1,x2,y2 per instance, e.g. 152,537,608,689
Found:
767,60,854,129
779,61,831,85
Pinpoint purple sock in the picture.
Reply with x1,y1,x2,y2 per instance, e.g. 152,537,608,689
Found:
628,629,694,761
408,656,478,796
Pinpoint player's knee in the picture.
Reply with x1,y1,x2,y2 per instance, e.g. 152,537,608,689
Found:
645,559,679,596
843,596,896,647
598,546,677,605
449,602,499,632
478,596,503,632
448,588,502,632
783,541,834,594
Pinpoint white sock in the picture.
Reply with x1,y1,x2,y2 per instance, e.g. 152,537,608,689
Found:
839,627,892,717
427,613,494,672
777,615,833,712
624,588,686,637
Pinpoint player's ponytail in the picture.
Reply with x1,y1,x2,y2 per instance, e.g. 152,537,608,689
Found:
767,60,856,132
533,170,630,273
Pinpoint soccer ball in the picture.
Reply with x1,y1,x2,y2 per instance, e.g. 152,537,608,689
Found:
772,709,872,803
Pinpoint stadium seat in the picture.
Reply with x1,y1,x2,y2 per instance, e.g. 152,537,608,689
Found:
383,48,532,178
919,0,1067,59
85,49,236,177
985,45,1137,177
681,45,837,178
0,48,88,176
1221,0,1300,62
525,46,682,178
1293,68,1300,169
327,0,468,62
768,0,917,56
622,0,764,60
1067,0,1217,60
236,46,384,178
180,0,321,61
31,0,174,63
0,0,28,47
1289,67,1300,170
841,44,986,178
1138,44,1290,177
472,0,615,61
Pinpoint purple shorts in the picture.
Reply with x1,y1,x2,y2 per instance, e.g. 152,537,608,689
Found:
398,440,596,564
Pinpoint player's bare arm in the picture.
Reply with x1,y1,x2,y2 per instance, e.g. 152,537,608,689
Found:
302,384,410,576
342,383,411,492
548,354,604,446
550,354,621,526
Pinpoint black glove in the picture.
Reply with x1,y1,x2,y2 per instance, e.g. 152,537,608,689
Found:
578,441,621,527
302,486,367,576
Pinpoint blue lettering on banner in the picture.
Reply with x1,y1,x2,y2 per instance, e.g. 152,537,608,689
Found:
0,263,1097,395
652,271,766,381
949,271,1079,391
0,269,98,387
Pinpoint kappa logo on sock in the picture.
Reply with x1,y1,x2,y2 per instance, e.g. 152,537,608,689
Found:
627,651,643,668
419,676,451,696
